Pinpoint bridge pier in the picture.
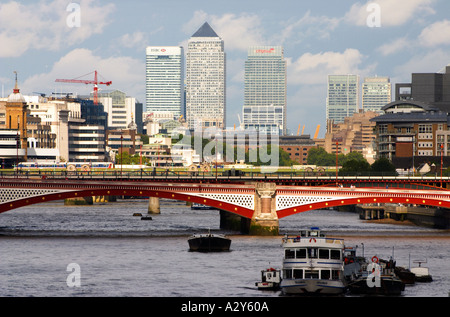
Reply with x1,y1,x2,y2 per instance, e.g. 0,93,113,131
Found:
64,196,93,206
250,183,279,236
148,196,160,214
220,210,251,233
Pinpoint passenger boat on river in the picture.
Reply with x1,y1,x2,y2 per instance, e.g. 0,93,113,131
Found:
279,227,346,295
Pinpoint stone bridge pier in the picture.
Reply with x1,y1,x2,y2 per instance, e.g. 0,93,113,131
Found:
249,182,279,235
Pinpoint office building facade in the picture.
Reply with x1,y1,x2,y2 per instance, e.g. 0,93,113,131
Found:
243,46,286,135
97,90,139,131
145,46,184,118
326,74,359,124
362,77,391,114
185,22,226,130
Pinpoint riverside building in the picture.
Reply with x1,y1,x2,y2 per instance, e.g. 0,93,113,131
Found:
371,65,450,169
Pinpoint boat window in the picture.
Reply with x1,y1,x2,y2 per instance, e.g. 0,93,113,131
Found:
305,269,319,279
319,249,329,259
307,247,318,258
321,269,331,280
330,250,341,260
296,248,306,258
284,269,292,279
332,270,340,280
285,249,295,259
293,269,303,279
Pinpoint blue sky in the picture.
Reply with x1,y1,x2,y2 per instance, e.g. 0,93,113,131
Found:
1,0,450,137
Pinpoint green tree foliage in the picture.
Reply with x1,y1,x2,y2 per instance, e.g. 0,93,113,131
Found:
116,152,149,165
370,157,396,175
308,147,397,175
339,159,371,175
170,134,296,166
307,147,336,166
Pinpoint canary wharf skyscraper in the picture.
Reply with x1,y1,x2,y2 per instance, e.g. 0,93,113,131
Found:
186,22,226,130
145,46,184,117
326,74,360,124
243,46,286,135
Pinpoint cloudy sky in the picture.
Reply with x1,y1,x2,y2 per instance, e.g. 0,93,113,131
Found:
1,0,450,137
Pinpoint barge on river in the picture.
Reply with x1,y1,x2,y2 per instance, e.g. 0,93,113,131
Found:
188,231,231,252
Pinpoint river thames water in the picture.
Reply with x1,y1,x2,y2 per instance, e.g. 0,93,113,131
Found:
0,199,449,299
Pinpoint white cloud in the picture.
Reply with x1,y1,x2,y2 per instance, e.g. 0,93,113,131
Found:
278,11,340,45
418,20,450,47
345,0,435,27
377,37,411,56
118,31,148,49
183,10,266,51
0,0,115,57
22,48,144,101
393,49,450,80
287,49,376,85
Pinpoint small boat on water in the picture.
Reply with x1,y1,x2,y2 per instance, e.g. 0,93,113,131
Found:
188,231,231,252
191,203,215,210
279,227,346,295
345,255,405,296
411,260,433,282
255,268,281,291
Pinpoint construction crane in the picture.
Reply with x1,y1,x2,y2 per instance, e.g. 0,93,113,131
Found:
55,70,111,105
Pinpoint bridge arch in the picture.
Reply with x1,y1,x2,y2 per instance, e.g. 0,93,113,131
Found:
0,188,255,219
276,195,450,219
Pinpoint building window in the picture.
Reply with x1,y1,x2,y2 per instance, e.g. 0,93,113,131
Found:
418,124,432,133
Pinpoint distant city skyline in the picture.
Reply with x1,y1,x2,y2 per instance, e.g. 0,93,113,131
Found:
2,1,450,137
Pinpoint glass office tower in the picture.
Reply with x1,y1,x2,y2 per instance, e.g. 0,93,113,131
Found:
326,74,360,123
146,46,184,118
185,22,226,130
243,46,286,135
362,76,391,114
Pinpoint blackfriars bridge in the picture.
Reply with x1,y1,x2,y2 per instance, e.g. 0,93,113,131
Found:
2,174,450,234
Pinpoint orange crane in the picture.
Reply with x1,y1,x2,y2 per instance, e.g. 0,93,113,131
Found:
55,70,112,105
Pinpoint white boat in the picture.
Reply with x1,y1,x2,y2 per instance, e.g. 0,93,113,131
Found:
411,260,433,282
255,268,281,290
191,203,215,210
280,227,346,295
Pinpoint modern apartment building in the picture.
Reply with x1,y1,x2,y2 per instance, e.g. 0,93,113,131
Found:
371,66,450,168
145,46,184,118
185,22,226,130
326,74,359,124
362,76,391,114
243,46,287,135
